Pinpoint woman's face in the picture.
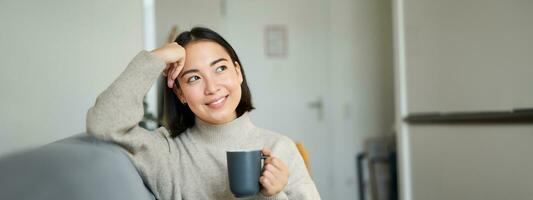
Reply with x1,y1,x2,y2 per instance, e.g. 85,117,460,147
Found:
174,40,243,125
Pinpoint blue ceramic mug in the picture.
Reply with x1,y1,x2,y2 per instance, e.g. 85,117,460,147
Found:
226,150,268,198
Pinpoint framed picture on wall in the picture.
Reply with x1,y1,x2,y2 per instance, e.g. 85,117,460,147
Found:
264,25,288,58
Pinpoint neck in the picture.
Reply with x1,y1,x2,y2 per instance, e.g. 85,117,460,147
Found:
200,112,238,125
191,112,255,145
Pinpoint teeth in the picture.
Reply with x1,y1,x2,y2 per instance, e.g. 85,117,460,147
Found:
211,97,224,105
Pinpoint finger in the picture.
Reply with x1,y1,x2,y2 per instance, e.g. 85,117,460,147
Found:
168,79,175,89
270,158,290,179
162,64,170,77
270,158,285,170
261,148,273,157
167,64,177,88
262,170,279,188
262,174,281,194
172,62,180,80
174,56,186,79
167,72,173,88
167,74,174,88
169,62,178,86
260,176,274,190
262,148,274,165
169,62,175,79
264,164,283,179
172,61,183,86
264,157,274,165
170,62,177,78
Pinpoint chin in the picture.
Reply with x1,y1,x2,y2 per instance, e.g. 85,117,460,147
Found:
201,109,236,124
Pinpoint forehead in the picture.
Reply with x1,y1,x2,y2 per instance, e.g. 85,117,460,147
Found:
184,40,231,68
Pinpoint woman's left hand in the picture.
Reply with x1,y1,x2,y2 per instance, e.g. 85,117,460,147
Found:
260,148,290,197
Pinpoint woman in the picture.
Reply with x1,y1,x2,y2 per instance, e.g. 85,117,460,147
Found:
86,27,320,200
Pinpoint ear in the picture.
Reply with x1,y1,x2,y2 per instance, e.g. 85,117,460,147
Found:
234,61,243,84
172,84,186,103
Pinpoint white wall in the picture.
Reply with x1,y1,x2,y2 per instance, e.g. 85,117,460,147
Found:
404,0,533,112
155,0,224,46
395,1,533,200
328,0,395,199
0,0,144,155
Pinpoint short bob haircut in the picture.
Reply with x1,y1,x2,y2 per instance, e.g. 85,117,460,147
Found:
162,27,254,138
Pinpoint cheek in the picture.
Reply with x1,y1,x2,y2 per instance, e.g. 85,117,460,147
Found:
225,78,242,102
222,74,242,91
181,85,204,102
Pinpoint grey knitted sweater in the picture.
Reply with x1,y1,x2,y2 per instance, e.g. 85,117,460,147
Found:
86,51,321,200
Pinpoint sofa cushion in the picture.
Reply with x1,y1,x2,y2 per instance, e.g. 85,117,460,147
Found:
0,133,155,200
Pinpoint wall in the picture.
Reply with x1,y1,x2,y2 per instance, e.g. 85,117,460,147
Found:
0,0,144,155
328,0,395,199
404,0,533,112
394,1,533,200
155,0,224,46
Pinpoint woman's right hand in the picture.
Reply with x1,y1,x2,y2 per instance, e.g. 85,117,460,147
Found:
150,42,186,88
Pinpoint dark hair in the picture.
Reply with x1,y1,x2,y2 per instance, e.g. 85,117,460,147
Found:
162,27,254,138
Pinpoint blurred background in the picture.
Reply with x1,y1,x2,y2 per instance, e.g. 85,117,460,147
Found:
1,0,532,200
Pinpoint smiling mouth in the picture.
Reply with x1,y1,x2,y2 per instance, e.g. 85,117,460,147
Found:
205,95,229,106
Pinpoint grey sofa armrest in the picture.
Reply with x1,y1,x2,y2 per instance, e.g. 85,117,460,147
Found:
0,133,156,200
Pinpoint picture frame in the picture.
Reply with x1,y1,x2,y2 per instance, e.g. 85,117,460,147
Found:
264,25,288,58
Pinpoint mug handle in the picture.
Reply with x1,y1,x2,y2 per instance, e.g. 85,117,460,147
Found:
261,154,269,160
261,153,269,169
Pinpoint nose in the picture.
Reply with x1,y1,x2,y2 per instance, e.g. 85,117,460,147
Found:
204,76,220,95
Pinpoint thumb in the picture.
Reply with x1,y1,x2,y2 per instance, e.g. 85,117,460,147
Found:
261,148,273,157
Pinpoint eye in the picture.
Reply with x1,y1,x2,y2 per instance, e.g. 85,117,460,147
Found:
215,65,227,73
187,75,200,83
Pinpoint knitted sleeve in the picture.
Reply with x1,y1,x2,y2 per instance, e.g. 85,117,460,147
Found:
86,51,181,200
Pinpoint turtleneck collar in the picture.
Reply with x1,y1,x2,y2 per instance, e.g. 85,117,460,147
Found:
190,112,256,145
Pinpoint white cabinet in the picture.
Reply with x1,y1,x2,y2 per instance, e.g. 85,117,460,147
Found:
394,1,533,200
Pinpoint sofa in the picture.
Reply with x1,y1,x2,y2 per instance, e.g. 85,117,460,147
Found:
0,133,156,200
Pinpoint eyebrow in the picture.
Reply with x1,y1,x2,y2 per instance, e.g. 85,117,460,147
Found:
180,69,199,78
210,58,227,66
180,58,228,78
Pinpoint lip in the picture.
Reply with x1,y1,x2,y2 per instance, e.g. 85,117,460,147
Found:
205,95,228,109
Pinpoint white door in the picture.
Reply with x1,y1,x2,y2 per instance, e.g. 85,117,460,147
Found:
222,0,333,198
